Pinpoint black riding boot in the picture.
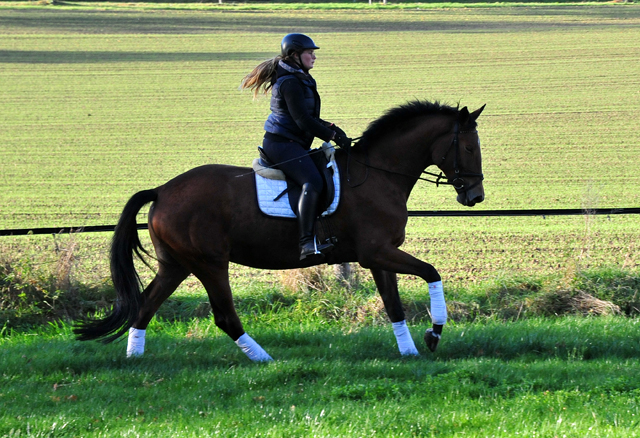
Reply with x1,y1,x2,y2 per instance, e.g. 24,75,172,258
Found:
298,183,321,260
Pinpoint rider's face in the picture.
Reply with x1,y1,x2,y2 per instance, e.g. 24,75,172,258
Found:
298,49,316,71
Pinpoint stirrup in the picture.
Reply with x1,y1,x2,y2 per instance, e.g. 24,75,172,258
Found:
300,241,321,260
316,239,334,254
300,237,332,260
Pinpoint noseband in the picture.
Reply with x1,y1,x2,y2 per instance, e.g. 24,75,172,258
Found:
422,121,484,193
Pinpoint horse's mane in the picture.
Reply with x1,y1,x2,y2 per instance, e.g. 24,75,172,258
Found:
359,100,459,146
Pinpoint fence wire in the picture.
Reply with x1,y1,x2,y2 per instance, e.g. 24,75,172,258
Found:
1,208,639,237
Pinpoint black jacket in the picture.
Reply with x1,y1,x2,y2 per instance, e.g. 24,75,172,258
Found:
263,60,334,149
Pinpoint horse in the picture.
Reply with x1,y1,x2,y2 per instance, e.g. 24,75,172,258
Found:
74,100,485,361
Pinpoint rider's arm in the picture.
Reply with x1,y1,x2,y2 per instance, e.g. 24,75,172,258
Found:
280,79,335,142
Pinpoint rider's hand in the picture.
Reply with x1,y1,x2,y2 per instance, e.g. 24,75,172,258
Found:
332,132,352,149
330,124,347,138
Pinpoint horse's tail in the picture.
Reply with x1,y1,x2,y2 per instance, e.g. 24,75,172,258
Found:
74,189,158,343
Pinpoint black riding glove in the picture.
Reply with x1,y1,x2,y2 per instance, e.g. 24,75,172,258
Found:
330,124,347,138
332,133,352,149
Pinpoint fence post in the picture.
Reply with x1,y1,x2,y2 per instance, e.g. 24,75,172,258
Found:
334,263,352,287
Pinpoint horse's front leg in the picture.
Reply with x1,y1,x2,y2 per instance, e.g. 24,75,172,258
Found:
364,248,448,353
371,268,419,356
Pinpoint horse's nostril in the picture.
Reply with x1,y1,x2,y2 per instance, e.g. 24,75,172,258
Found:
460,193,484,207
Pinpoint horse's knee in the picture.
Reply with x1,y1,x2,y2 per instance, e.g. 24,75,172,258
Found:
424,265,441,283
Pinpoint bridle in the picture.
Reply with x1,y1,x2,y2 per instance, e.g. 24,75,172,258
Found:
434,121,484,193
346,121,484,192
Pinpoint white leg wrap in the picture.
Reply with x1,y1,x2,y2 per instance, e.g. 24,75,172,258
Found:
392,320,419,356
126,328,146,357
235,333,273,362
428,281,448,325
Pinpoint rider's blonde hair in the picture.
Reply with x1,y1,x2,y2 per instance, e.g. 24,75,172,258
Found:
240,55,283,99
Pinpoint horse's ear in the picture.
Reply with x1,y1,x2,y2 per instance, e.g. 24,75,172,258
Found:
458,106,470,124
469,104,486,122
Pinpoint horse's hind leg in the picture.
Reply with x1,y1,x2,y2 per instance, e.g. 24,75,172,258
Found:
194,264,272,362
126,261,190,357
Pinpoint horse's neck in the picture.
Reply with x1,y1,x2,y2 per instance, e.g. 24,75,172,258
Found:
365,116,452,184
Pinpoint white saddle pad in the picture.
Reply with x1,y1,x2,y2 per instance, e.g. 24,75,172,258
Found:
255,159,341,219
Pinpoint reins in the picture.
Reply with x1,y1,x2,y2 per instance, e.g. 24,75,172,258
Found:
235,147,327,178
343,122,484,192
343,135,369,188
345,140,451,188
236,121,484,194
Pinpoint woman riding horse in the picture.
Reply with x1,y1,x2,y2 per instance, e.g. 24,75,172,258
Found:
73,96,486,361
241,33,352,260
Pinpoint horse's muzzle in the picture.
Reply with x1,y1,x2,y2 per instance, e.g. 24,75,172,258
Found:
457,186,485,207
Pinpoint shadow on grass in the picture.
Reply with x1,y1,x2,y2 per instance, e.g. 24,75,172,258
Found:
3,317,639,376
3,326,640,438
0,50,274,64
1,7,638,37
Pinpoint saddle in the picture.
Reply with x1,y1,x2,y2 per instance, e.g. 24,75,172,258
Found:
252,142,339,218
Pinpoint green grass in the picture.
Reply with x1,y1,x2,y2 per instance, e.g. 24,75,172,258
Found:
2,6,640,227
2,317,640,437
1,6,639,284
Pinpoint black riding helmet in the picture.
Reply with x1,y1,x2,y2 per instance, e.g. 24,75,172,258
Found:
281,33,319,57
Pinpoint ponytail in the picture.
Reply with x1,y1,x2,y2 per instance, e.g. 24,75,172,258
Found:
240,55,283,99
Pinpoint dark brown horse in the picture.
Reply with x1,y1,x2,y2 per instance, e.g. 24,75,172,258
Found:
74,101,485,361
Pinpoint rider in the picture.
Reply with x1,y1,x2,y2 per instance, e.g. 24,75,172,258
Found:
241,33,351,260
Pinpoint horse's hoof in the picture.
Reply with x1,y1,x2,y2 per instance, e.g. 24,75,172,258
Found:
424,328,441,352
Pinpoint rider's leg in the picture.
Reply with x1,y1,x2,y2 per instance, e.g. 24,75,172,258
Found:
298,183,321,259
262,139,326,259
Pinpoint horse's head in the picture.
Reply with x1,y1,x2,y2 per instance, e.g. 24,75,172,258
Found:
434,105,486,207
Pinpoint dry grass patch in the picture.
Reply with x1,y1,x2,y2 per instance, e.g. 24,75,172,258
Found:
530,289,621,317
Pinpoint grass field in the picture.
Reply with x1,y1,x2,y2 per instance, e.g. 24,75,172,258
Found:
1,3,638,282
2,317,640,437
2,5,640,226
1,4,640,436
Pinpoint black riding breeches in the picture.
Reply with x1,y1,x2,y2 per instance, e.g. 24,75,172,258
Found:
261,138,323,194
